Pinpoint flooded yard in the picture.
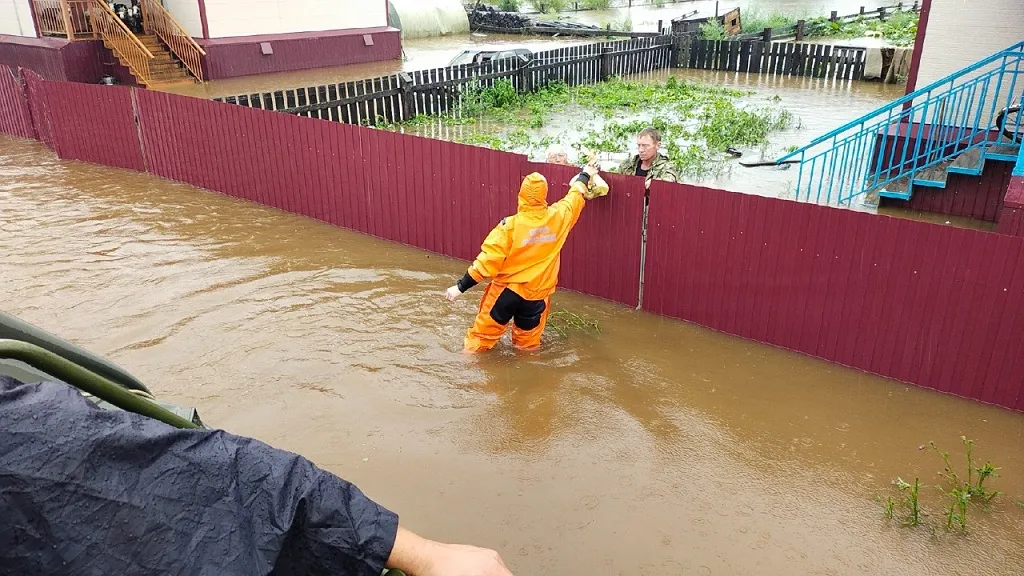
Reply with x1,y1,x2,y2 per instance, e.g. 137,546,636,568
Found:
1,135,1022,575
381,67,905,200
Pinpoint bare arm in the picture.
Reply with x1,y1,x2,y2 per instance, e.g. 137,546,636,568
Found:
386,526,513,576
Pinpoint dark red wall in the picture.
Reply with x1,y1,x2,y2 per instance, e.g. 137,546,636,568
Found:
58,40,106,83
3,29,400,84
0,37,135,85
196,27,401,80
0,37,70,81
643,181,1024,411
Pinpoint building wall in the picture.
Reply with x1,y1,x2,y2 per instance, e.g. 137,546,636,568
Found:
0,37,136,85
196,28,400,79
203,0,386,38
904,0,1023,142
163,0,203,38
0,0,37,37
915,0,1023,87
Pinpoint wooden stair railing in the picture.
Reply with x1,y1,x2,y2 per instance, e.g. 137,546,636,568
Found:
32,0,98,40
140,0,206,82
88,0,155,85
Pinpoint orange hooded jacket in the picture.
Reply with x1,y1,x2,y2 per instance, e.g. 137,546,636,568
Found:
465,172,588,301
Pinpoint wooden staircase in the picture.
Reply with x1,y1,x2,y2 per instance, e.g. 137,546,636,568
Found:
88,0,205,88
124,34,195,87
28,0,204,88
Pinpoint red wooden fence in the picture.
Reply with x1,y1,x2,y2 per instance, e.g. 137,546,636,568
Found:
22,72,145,172
2,70,1022,411
135,90,522,254
643,181,1024,411
0,66,34,140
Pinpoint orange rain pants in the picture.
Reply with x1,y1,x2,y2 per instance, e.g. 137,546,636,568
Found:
464,282,551,352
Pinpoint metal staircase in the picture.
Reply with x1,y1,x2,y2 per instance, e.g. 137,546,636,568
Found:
778,41,1024,206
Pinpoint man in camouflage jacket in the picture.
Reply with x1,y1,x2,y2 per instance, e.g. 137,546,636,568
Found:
617,126,679,188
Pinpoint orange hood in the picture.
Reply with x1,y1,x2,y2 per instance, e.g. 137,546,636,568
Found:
517,172,549,213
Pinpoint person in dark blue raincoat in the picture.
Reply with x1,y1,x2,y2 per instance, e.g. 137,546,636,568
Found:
0,375,512,576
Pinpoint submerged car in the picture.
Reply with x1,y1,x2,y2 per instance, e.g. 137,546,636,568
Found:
448,47,532,67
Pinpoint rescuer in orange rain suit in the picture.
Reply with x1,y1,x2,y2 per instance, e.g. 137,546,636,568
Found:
445,164,608,352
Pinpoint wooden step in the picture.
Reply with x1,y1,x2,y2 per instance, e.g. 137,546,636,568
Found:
875,176,912,201
985,144,1021,161
911,160,952,188
149,61,184,71
103,41,175,61
148,78,197,88
102,34,197,87
947,147,984,176
862,184,881,207
121,34,162,45
149,69,191,79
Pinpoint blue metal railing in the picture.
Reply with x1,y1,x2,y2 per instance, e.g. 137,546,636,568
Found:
779,41,1024,205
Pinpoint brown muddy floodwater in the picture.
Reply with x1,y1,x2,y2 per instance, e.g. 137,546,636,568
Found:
2,135,1023,575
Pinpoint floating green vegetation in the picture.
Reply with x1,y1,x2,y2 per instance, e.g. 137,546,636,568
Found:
377,76,795,180
879,437,1005,534
546,310,601,338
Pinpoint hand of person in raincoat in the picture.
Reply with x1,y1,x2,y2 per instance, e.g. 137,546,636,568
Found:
445,285,463,301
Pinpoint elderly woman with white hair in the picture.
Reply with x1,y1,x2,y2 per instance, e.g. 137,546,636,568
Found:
545,143,571,165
